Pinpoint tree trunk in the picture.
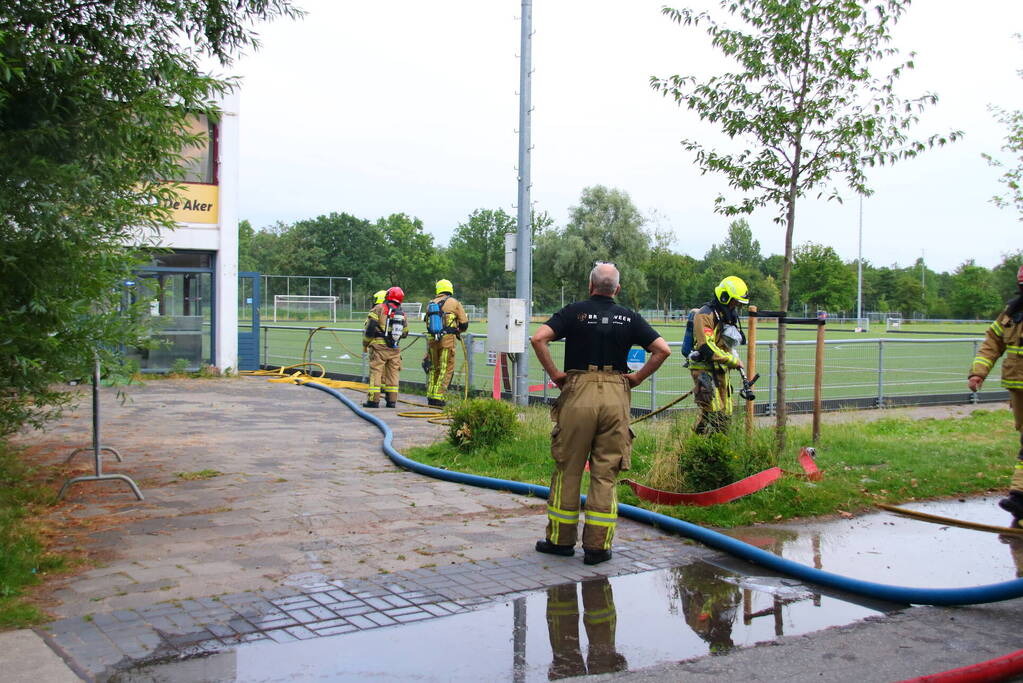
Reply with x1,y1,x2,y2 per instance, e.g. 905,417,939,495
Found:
776,174,799,452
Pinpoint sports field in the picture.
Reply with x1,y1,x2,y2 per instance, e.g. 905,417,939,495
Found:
250,316,1000,413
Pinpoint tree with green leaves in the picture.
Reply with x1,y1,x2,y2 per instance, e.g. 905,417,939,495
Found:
652,0,956,448
993,250,1023,302
534,186,650,308
790,243,856,313
644,230,699,312
0,1,297,436
950,261,1001,320
984,37,1023,220
704,219,762,270
446,209,517,304
375,213,445,300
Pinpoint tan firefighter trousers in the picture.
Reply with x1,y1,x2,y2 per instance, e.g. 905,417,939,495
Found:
367,344,401,403
546,368,632,551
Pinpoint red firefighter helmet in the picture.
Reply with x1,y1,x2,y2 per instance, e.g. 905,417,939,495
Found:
1017,264,1023,284
385,286,405,304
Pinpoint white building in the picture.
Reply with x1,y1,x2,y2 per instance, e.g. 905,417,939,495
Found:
126,91,257,373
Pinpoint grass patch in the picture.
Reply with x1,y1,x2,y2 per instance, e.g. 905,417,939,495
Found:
175,469,223,481
408,406,1018,528
0,442,66,628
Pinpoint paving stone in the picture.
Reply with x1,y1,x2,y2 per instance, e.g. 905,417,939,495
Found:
315,624,358,636
345,615,377,630
283,625,317,640
265,629,298,644
364,612,397,627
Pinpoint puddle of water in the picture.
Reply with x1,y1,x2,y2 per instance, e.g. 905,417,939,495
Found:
726,495,1023,588
113,566,894,682
111,497,1022,682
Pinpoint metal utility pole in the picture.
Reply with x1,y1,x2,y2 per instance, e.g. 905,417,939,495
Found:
857,196,863,329
514,0,533,406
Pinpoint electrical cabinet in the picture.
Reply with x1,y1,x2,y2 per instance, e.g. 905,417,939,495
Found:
486,298,527,353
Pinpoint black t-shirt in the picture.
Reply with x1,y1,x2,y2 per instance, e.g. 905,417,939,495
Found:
544,295,660,372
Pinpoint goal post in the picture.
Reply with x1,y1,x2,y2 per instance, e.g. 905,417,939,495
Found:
885,317,903,332
273,295,337,323
402,302,422,320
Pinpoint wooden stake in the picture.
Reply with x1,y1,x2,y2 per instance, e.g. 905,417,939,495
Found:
812,320,825,442
745,305,758,438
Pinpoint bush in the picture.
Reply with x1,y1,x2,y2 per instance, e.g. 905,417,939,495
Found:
447,398,519,451
658,417,779,493
677,432,737,492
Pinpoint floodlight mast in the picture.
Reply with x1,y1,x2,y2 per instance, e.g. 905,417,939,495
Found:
514,0,533,406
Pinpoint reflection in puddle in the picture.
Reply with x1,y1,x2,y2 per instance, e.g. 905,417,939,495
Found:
115,553,896,682
114,498,1023,682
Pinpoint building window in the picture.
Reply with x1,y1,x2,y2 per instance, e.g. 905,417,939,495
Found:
174,113,217,184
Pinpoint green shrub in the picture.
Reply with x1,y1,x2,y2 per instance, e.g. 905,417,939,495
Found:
669,419,778,493
677,432,737,492
169,358,189,375
447,398,519,451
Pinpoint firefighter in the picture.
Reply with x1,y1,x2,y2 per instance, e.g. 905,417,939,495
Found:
545,578,627,679
362,286,408,408
968,265,1023,525
688,276,749,435
424,278,469,407
372,289,386,306
531,262,671,565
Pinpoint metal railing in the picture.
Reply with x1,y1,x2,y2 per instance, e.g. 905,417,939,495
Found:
259,325,1007,416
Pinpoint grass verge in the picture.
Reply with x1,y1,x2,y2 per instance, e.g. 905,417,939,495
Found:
407,406,1018,529
0,441,65,628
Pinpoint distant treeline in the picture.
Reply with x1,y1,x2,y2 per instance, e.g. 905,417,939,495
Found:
240,185,1022,319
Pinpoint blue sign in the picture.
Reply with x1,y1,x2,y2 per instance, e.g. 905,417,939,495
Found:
627,348,645,371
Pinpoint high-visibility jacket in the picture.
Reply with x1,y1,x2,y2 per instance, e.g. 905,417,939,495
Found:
363,302,408,349
971,301,1023,391
689,303,742,372
425,295,469,337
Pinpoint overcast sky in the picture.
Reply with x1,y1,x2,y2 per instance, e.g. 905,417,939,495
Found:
232,0,1022,274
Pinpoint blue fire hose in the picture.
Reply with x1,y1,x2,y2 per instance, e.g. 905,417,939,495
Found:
306,381,1023,607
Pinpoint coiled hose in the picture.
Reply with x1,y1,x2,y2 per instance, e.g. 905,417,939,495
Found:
304,381,1023,607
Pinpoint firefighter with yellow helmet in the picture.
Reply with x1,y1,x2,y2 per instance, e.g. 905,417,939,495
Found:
372,289,386,306
688,276,749,434
424,278,469,407
362,286,408,408
968,265,1023,526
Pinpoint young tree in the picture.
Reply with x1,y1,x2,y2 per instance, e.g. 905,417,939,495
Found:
0,1,297,435
984,37,1023,220
652,0,956,448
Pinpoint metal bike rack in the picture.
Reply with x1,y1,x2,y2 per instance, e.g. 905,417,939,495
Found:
58,358,144,501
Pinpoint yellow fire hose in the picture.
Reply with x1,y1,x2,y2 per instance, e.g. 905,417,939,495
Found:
249,327,472,424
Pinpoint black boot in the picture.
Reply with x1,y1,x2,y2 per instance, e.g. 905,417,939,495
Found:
385,401,397,408
998,490,1023,524
583,548,613,565
535,539,574,557
363,399,379,408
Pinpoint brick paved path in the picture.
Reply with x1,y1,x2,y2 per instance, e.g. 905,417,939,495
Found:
12,378,710,680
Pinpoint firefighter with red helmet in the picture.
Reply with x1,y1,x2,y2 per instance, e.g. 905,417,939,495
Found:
362,286,408,408
969,265,1023,526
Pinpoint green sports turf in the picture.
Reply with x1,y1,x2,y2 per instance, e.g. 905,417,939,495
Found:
249,316,999,412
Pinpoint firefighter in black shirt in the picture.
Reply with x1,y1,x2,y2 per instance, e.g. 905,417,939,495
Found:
531,263,671,565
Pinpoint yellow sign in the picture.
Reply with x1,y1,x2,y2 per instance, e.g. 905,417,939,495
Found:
164,183,219,224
